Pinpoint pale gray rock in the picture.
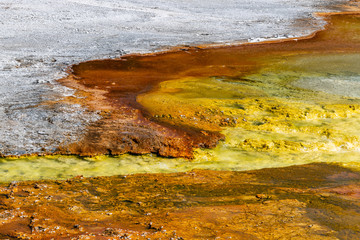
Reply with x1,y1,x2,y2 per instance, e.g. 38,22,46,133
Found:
0,0,349,155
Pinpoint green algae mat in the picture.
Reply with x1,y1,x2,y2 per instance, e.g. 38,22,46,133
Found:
1,14,360,182
1,13,360,240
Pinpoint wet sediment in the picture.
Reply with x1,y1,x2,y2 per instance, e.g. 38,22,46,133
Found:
1,163,360,239
1,11,360,240
58,13,360,158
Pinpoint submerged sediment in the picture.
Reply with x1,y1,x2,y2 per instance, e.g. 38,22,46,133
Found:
2,0,342,157
58,13,360,159
58,72,224,158
1,163,360,239
1,9,360,240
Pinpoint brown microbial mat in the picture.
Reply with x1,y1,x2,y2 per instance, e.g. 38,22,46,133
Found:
1,12,360,240
58,13,360,158
1,163,360,239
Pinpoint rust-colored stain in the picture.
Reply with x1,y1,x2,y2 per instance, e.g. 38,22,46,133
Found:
57,13,360,158
1,4,360,238
1,12,360,240
1,163,360,239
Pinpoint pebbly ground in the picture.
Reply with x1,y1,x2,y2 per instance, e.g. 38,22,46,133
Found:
0,0,349,155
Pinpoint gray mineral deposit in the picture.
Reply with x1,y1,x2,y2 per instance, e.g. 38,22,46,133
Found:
0,0,350,155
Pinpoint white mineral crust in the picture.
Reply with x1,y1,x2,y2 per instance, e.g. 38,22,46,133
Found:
0,0,349,155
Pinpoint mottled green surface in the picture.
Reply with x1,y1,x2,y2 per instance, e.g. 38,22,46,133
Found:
2,15,360,182
2,52,360,182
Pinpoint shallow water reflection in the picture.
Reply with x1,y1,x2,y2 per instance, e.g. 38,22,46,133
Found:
2,14,360,182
